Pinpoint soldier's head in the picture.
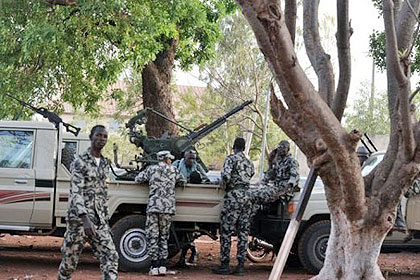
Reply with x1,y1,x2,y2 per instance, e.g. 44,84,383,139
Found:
89,125,108,152
184,150,197,167
233,137,246,153
157,150,175,165
277,140,290,157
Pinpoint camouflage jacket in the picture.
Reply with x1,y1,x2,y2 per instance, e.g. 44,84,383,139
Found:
264,153,300,188
221,151,255,192
135,162,185,214
67,148,110,225
405,175,420,198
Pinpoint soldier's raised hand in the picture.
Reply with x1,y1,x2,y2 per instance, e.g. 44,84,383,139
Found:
81,214,97,239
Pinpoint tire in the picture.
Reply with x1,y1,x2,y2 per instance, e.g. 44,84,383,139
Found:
111,214,180,272
112,215,150,272
297,220,330,274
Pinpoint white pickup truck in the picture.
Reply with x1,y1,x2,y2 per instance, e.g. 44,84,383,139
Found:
249,151,420,274
0,121,224,271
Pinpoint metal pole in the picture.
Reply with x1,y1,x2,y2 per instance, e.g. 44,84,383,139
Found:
268,167,319,280
259,90,271,182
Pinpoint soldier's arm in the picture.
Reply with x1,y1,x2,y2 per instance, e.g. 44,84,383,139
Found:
175,168,186,187
221,157,233,190
287,159,300,186
197,164,210,182
135,167,150,183
70,158,88,217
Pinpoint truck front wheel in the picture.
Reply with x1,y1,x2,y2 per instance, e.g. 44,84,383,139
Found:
112,215,150,272
297,220,330,274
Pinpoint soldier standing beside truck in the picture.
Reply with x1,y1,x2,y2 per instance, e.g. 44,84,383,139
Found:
135,150,185,276
213,137,255,276
58,125,119,280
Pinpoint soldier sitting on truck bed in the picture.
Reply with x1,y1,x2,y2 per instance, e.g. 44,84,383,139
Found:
172,150,210,184
248,140,300,205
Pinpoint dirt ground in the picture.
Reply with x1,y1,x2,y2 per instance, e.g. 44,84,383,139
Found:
0,234,419,280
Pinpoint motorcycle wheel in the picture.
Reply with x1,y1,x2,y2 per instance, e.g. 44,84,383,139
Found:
246,236,273,263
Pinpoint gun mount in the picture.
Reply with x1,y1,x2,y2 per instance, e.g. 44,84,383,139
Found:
115,100,253,177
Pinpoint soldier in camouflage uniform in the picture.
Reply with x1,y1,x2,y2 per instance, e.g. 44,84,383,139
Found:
213,137,255,276
248,140,300,205
58,125,119,280
135,150,185,276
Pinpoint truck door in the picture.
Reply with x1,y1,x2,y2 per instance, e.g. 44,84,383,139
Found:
0,129,35,227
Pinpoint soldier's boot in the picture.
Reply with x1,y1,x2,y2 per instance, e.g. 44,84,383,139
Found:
232,261,245,276
212,261,230,275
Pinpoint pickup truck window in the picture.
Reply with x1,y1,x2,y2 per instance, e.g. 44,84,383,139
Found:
61,141,77,171
0,130,34,169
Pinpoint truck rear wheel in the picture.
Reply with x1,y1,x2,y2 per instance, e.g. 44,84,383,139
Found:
297,220,330,274
111,214,181,272
112,215,150,272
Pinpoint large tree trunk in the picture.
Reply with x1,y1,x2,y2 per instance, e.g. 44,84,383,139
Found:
236,0,420,279
142,38,179,138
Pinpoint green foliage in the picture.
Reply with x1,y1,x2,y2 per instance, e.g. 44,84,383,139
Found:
172,12,287,168
344,83,390,135
0,0,235,119
369,1,420,74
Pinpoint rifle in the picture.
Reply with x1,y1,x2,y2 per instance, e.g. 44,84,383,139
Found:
5,93,81,136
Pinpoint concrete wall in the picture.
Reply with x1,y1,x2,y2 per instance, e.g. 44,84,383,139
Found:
294,135,390,177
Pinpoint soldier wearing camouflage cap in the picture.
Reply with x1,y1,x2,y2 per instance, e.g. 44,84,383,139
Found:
213,137,255,276
58,125,119,280
135,150,185,276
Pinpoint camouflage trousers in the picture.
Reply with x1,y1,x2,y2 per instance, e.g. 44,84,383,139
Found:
57,222,119,280
146,213,172,262
220,188,252,263
248,181,294,205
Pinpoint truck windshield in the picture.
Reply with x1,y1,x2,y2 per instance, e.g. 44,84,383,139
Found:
0,130,34,169
361,153,385,176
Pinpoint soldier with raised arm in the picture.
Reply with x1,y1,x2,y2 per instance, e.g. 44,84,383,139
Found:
135,151,185,276
58,125,119,280
249,140,300,204
213,137,255,276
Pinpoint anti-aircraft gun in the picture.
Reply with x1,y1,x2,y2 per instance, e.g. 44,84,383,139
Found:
113,100,252,179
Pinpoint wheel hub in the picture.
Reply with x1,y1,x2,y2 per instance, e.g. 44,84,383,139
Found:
119,228,148,263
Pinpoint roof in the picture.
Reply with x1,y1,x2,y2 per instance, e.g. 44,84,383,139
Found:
0,121,56,130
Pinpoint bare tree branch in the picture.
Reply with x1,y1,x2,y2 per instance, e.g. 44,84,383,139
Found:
384,0,415,160
332,0,352,121
284,0,297,45
410,86,420,102
303,0,335,105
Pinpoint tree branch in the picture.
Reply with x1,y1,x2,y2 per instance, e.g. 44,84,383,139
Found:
303,0,335,106
284,0,297,46
384,0,415,160
332,0,352,121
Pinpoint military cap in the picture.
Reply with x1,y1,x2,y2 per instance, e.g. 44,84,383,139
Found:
157,150,175,161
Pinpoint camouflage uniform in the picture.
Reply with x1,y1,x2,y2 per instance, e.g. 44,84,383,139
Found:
248,153,300,204
135,162,185,264
219,152,255,264
405,175,420,198
58,148,118,280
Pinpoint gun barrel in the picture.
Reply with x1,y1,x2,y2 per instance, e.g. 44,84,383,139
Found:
185,100,252,145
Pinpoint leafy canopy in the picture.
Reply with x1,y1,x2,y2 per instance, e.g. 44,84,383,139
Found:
0,0,234,119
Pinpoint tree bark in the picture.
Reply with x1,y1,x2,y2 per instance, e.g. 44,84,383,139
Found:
142,38,179,138
235,0,420,279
